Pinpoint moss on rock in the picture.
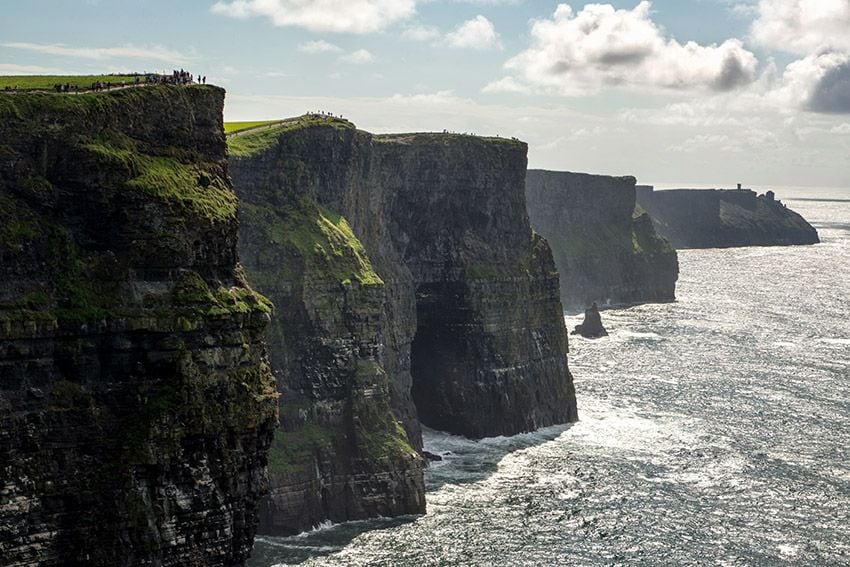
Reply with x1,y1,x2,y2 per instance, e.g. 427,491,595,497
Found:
242,196,383,286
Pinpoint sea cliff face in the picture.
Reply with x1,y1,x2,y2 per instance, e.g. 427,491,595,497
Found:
231,120,425,535
0,86,277,566
525,170,679,311
229,118,577,535
636,186,820,249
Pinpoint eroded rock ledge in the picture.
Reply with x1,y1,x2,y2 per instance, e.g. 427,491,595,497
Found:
229,117,577,535
0,86,277,566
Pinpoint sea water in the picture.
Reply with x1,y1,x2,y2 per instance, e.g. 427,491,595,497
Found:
250,187,850,566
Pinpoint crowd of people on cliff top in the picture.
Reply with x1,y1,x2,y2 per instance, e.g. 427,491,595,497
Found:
88,70,208,91
308,110,345,119
441,128,519,141
2,70,208,93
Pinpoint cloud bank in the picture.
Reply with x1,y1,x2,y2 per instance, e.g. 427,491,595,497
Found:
1,41,191,63
751,0,850,114
751,0,850,55
210,0,415,33
493,2,758,95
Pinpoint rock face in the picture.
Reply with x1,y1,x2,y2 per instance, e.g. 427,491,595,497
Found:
229,118,577,535
230,119,425,535
571,303,608,338
525,170,679,311
635,186,820,249
0,86,277,566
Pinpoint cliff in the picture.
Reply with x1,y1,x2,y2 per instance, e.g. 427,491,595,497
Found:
635,186,820,249
525,170,678,311
229,118,577,535
0,86,277,565
231,117,425,535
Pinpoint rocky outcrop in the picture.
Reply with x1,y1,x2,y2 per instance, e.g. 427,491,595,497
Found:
0,86,277,566
571,303,608,338
636,186,820,249
525,170,679,311
229,118,577,535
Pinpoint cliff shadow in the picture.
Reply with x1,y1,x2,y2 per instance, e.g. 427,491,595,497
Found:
248,515,419,566
422,423,574,492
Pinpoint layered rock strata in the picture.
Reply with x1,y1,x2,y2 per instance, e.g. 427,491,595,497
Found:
526,170,679,311
229,118,577,535
0,86,277,566
635,186,820,249
231,120,424,535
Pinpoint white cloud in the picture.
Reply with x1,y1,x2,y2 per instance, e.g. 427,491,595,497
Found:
482,76,531,94
729,2,760,18
402,24,441,42
445,0,521,4
710,0,760,19
1,41,192,63
298,40,343,54
751,0,850,55
501,2,758,95
670,133,737,153
386,90,467,105
340,49,375,64
210,0,415,33
831,123,850,134
446,15,502,50
772,51,850,113
0,63,64,74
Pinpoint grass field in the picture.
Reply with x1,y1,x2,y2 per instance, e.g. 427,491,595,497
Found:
224,121,280,135
227,115,354,157
0,74,145,91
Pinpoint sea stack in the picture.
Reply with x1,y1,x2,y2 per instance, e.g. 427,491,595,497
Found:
572,303,609,338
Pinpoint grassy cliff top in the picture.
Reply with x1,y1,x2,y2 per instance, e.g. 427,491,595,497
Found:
374,132,526,148
0,74,148,91
0,84,223,117
224,121,279,134
0,85,234,225
226,114,355,158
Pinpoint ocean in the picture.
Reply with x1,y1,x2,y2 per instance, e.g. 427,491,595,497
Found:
250,187,850,566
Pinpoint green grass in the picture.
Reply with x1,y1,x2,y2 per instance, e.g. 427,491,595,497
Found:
0,74,145,91
227,114,355,157
224,121,279,134
631,209,675,256
243,197,383,286
84,140,238,224
172,270,273,317
267,422,336,475
374,131,526,148
352,361,416,459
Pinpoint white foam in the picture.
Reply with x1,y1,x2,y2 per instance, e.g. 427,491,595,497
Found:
621,331,662,340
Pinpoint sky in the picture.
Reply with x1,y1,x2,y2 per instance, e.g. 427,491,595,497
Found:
2,0,849,188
